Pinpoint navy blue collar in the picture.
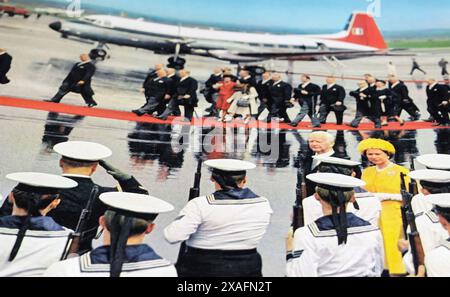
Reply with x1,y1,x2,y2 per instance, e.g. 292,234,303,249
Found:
0,216,64,231
213,188,259,200
354,187,367,194
90,245,162,264
315,213,371,231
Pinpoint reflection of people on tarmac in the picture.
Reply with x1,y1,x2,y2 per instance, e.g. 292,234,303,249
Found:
41,112,85,149
0,48,12,85
435,129,450,154
46,54,98,107
127,122,185,179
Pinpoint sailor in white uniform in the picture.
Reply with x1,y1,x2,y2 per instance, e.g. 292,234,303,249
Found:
303,156,381,227
164,159,273,277
44,192,177,277
400,170,449,274
0,172,77,277
410,157,450,215
424,194,450,277
287,173,384,277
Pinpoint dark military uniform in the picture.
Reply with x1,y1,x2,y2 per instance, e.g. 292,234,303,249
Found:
389,82,421,120
158,76,198,120
255,79,273,118
291,82,321,126
133,76,169,116
349,87,381,128
50,61,97,105
426,83,449,125
268,80,292,122
0,175,147,254
203,73,223,117
0,52,12,84
318,84,346,125
375,88,396,118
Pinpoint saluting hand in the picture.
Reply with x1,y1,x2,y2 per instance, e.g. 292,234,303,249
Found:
99,160,132,182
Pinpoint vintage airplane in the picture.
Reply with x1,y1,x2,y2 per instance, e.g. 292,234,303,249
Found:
49,12,389,68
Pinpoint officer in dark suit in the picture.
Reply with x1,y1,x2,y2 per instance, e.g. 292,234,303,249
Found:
203,68,223,117
0,142,148,255
255,72,273,119
132,69,170,116
268,73,292,123
349,81,382,128
290,74,321,127
0,48,12,85
302,131,340,196
157,69,198,120
47,54,97,107
426,79,449,126
388,75,421,121
318,77,347,126
239,69,257,88
141,63,164,91
166,68,180,116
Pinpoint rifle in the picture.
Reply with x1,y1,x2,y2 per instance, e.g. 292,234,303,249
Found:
189,158,203,200
61,185,99,260
177,158,203,262
409,155,419,196
292,151,307,232
400,173,425,274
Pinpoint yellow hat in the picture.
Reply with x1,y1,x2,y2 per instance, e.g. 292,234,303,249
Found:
357,138,396,155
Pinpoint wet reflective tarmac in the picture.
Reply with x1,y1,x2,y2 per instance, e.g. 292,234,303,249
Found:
0,106,448,276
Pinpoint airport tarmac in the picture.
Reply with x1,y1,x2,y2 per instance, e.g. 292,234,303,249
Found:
1,15,450,276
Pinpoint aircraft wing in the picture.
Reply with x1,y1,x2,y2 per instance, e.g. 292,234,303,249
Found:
206,49,386,62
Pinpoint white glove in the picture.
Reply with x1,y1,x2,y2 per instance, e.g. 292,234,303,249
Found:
301,90,308,95
442,101,449,106
335,101,343,106
183,95,191,99
380,95,387,100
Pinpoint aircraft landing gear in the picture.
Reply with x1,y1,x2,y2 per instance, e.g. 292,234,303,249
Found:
89,43,110,61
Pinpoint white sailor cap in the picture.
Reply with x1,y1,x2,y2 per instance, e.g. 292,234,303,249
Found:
416,154,450,170
409,170,450,183
99,192,174,220
428,193,450,210
54,141,112,161
205,159,256,173
7,172,78,194
307,173,366,190
312,156,361,167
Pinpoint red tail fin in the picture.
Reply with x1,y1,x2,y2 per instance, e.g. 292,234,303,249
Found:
336,12,387,50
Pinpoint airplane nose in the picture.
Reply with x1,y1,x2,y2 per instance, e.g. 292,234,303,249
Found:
49,21,62,31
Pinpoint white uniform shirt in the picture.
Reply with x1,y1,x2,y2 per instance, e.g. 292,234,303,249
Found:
403,211,448,274
411,193,433,215
44,245,177,277
0,216,71,277
164,189,273,250
303,190,382,227
425,239,450,277
287,214,384,277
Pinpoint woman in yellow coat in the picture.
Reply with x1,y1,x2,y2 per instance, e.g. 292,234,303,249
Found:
358,138,410,276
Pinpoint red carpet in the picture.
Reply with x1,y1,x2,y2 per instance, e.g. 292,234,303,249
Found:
0,95,447,131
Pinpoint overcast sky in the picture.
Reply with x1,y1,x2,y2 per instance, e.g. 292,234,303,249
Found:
64,0,450,31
